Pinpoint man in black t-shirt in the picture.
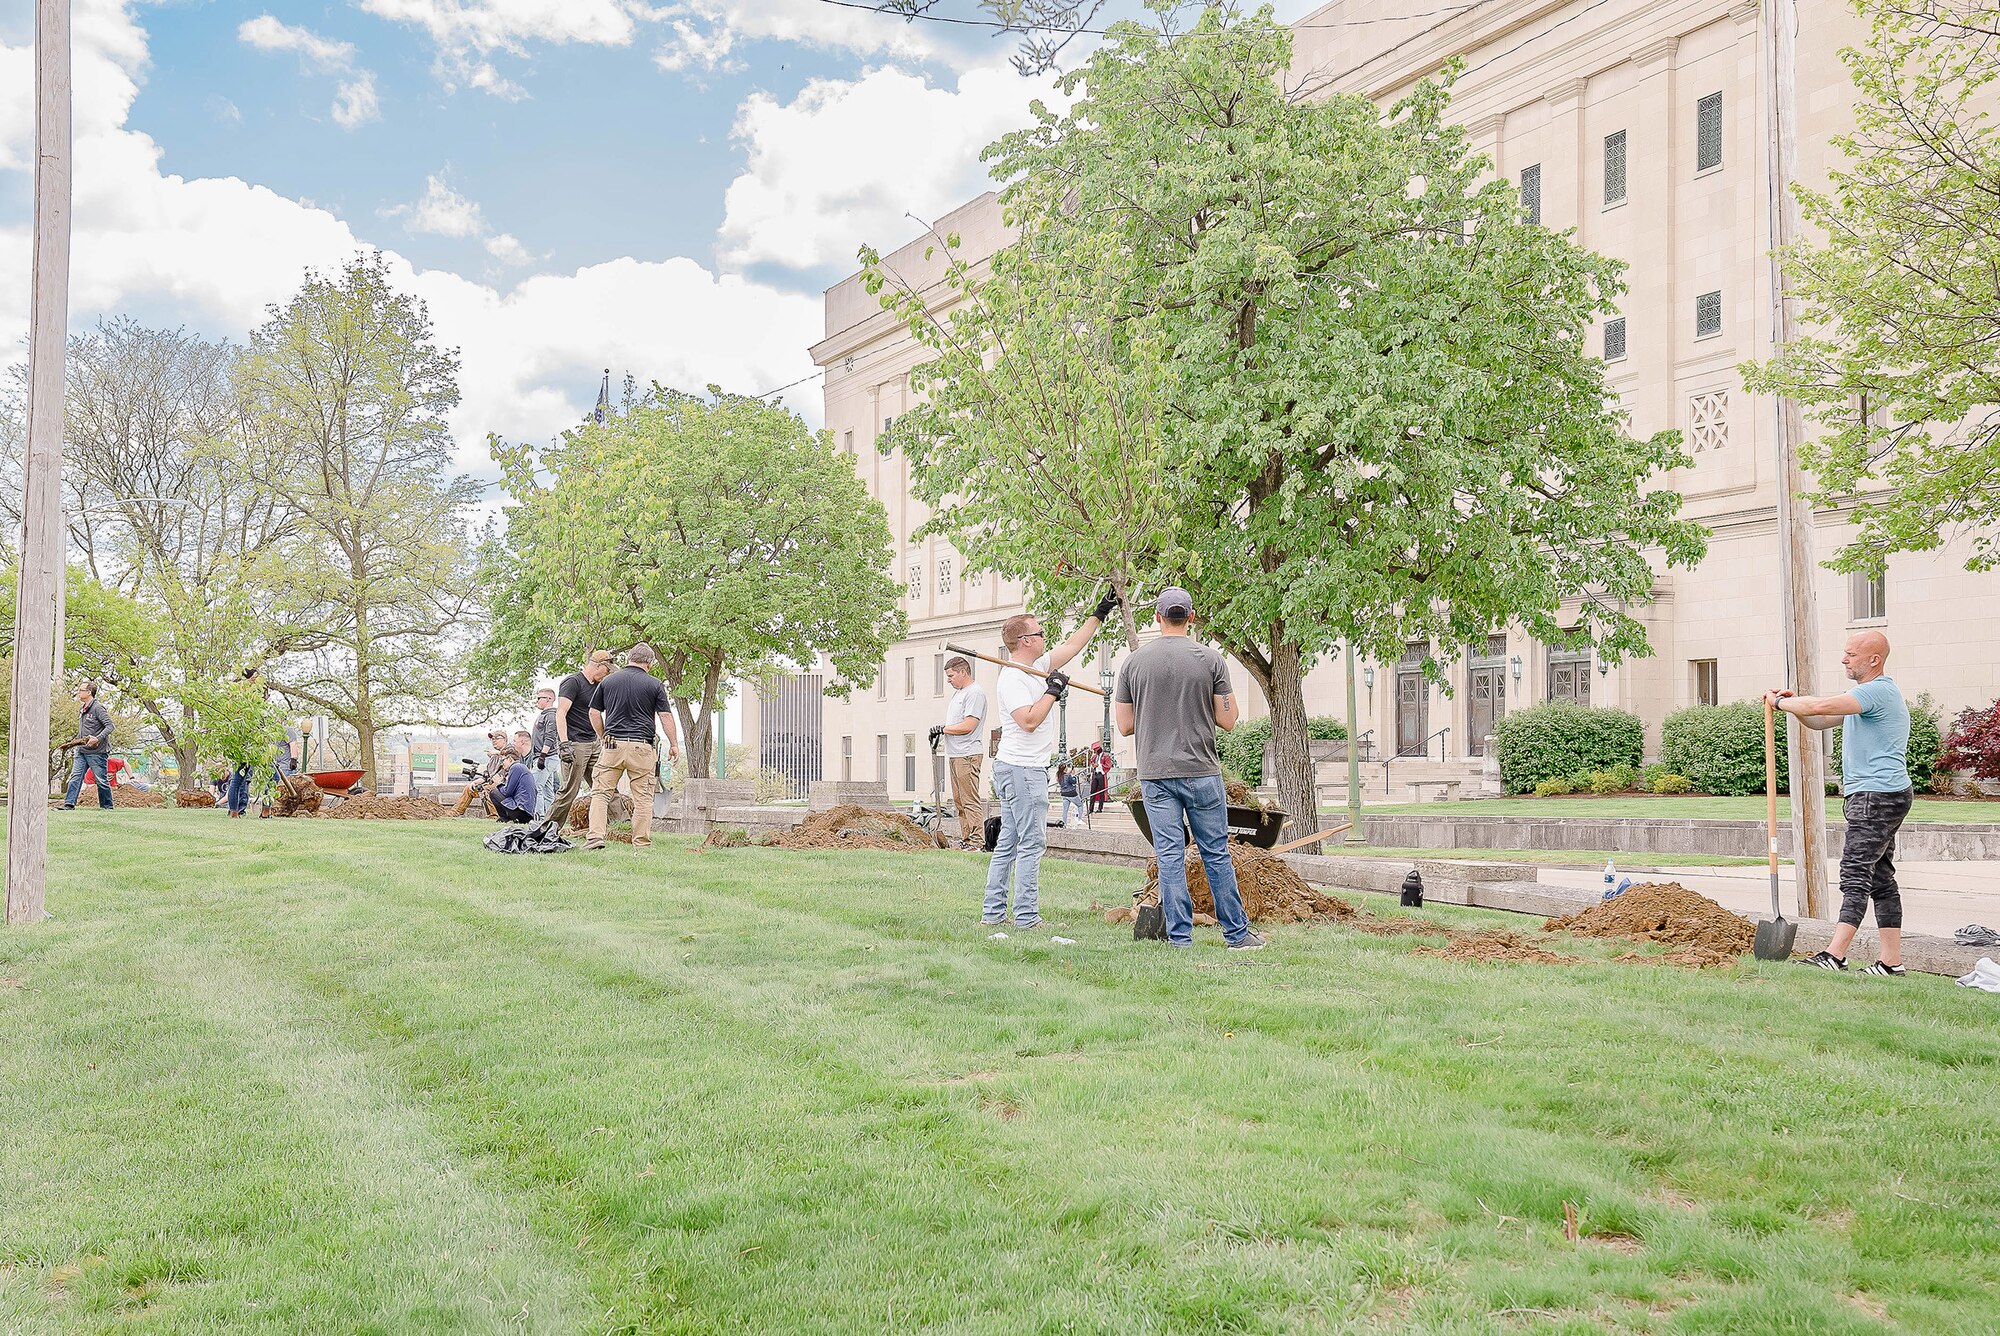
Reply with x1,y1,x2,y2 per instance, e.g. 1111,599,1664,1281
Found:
585,643,682,850
549,649,614,828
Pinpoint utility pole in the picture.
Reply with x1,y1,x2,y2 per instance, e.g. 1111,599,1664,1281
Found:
7,0,72,928
1765,0,1830,918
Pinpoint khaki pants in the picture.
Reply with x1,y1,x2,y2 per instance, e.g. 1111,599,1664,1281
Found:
551,739,600,828
950,755,985,844
591,740,658,846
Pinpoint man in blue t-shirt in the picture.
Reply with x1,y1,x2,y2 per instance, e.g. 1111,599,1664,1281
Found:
1767,628,1912,975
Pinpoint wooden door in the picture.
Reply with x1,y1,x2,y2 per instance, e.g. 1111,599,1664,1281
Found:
1467,666,1503,756
1396,672,1427,756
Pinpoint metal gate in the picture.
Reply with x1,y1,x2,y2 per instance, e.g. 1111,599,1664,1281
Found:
759,674,823,798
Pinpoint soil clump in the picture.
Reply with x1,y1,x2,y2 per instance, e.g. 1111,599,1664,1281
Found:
767,803,945,851
1416,931,1583,965
175,790,217,809
113,787,167,809
325,794,446,820
1542,881,1754,967
271,777,324,818
1137,842,1355,923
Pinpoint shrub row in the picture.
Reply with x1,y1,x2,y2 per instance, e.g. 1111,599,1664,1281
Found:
1218,714,1347,788
1493,704,1644,795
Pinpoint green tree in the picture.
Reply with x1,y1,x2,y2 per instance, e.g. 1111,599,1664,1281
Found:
481,385,906,779
235,254,490,786
896,4,1706,835
180,674,294,805
1744,1,2000,572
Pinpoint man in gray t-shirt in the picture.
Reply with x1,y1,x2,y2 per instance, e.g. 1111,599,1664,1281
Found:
1115,587,1263,951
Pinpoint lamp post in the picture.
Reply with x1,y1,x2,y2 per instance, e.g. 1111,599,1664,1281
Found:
1098,664,1115,751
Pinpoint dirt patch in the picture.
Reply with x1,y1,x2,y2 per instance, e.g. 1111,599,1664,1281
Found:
325,794,445,820
1417,931,1582,965
113,787,166,808
566,794,634,828
765,803,945,852
270,777,324,818
1543,881,1755,967
703,826,750,849
175,790,217,809
1138,842,1355,923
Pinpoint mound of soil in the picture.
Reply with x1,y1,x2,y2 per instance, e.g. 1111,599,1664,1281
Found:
1542,881,1755,967
176,790,218,809
271,777,324,818
767,803,945,852
325,794,445,820
1417,931,1582,965
566,794,634,829
113,787,167,809
1138,842,1356,923
703,826,751,849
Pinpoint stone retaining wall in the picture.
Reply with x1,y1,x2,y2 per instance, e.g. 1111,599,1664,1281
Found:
1360,813,2000,861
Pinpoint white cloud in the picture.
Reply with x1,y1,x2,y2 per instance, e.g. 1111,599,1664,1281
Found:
393,174,487,238
357,0,664,53
0,1,823,473
237,16,356,70
717,64,1053,274
332,74,381,129
654,1,950,73
484,233,534,266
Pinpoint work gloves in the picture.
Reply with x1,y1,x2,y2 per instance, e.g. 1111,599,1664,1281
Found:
557,740,574,763
928,724,945,747
1092,589,1120,622
1043,670,1071,701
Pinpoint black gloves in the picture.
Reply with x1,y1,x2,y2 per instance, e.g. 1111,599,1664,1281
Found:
927,724,945,746
1043,670,1070,701
557,740,574,763
1092,589,1120,622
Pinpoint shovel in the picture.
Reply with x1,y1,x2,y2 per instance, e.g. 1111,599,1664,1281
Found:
1754,698,1799,961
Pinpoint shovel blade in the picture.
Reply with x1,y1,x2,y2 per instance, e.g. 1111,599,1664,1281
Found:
1754,916,1799,962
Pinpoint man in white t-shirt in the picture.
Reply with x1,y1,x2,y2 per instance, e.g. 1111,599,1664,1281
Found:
931,655,989,849
983,591,1120,929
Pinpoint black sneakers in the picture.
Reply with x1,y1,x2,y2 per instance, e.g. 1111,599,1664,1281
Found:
1862,960,1906,977
1800,950,1848,970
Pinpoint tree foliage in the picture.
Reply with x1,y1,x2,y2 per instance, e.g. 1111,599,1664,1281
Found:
1743,0,2000,571
482,386,906,779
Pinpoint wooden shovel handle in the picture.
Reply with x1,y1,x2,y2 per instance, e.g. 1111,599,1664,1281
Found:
940,642,1107,697
1267,822,1354,855
1764,699,1780,875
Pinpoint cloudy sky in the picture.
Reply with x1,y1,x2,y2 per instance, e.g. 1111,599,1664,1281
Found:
0,0,1321,475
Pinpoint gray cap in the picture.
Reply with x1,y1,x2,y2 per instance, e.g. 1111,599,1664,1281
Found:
1154,586,1193,619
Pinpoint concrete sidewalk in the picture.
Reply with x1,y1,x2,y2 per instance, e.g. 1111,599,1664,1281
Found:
1537,861,2000,942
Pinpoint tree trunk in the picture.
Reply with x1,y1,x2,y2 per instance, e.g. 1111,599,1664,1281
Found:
353,605,377,789
1264,638,1319,852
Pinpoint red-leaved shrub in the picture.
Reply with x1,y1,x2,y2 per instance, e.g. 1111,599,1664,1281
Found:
1939,700,2000,780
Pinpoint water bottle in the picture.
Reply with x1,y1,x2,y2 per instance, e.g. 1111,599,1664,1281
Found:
1602,857,1617,901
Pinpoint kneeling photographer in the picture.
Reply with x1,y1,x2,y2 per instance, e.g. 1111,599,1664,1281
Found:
487,751,537,824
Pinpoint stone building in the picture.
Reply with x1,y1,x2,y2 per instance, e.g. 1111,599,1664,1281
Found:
801,0,2000,802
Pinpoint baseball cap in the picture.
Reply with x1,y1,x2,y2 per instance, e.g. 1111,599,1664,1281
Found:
1154,586,1193,619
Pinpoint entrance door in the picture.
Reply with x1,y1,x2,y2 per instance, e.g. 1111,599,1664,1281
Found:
1467,666,1505,755
1396,671,1428,756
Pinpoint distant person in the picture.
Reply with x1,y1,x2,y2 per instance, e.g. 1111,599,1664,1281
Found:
225,668,265,818
1768,628,1912,976
530,685,559,815
1116,587,1264,951
984,589,1118,930
1056,764,1084,827
552,650,614,827
451,729,512,816
60,681,115,811
933,655,988,848
1090,740,1113,813
487,751,537,824
586,643,681,850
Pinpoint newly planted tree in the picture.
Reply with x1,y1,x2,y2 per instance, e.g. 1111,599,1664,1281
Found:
482,386,905,778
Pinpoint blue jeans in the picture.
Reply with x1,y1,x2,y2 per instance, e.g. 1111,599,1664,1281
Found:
1141,774,1251,946
226,764,253,815
983,761,1049,925
1059,794,1085,825
65,751,112,808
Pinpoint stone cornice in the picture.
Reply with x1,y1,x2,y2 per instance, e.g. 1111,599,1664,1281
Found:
1628,36,1681,69
1544,76,1590,109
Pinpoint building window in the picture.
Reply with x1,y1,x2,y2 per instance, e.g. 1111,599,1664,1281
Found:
877,734,889,782
1696,92,1724,172
1520,163,1541,225
904,734,917,792
937,559,952,595
908,564,922,602
841,735,853,781
968,570,983,589
1547,639,1592,706
904,656,916,699
876,667,887,702
1695,290,1722,339
1692,659,1719,707
1689,390,1729,453
884,416,893,432
842,429,854,454
1604,316,1626,363
1851,570,1887,622
1603,129,1626,205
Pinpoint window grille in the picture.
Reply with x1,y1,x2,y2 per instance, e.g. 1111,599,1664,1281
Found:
1696,93,1723,171
1604,316,1627,362
1520,163,1541,225
1604,130,1627,204
1689,391,1730,452
908,564,922,601
937,559,952,595
1695,290,1722,339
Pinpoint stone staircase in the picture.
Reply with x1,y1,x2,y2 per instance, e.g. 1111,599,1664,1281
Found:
1323,756,1493,804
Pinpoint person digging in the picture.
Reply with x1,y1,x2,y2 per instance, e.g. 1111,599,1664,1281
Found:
1116,587,1265,952
1766,628,1912,976
984,590,1119,931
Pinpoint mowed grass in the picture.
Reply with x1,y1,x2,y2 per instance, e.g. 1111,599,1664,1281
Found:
2,813,1996,1334
1357,796,1999,823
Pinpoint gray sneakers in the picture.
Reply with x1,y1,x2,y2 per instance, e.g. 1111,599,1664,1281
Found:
1227,931,1268,952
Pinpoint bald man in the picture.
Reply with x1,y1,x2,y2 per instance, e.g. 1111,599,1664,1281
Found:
1766,629,1911,975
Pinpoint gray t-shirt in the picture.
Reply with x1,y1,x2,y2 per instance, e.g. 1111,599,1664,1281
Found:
1114,637,1231,780
943,683,988,759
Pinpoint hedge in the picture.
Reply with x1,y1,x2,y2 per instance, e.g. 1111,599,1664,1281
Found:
1660,701,1802,797
1220,714,1347,787
1832,690,1943,791
1493,704,1644,795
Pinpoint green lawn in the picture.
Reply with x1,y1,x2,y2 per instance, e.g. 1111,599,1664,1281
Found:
1353,795,2000,823
3,812,1996,1333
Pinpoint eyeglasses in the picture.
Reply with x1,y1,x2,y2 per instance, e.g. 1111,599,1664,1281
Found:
1020,629,1046,640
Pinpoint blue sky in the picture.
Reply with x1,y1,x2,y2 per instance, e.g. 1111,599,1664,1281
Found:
0,1,1323,465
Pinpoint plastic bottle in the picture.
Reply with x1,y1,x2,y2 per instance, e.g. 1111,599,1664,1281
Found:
1602,857,1617,901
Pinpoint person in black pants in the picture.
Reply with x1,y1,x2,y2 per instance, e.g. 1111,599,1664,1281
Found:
488,752,538,824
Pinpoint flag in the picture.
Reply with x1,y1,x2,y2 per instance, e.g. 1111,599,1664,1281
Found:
593,368,611,426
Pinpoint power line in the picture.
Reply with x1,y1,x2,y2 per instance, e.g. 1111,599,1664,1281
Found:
814,0,1481,37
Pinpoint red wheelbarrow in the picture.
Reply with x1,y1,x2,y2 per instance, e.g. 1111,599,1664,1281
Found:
307,768,367,795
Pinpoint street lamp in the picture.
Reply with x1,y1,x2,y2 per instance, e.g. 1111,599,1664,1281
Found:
1099,664,1115,752
1509,655,1523,682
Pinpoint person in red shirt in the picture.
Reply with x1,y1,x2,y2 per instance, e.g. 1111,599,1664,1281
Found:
85,756,126,788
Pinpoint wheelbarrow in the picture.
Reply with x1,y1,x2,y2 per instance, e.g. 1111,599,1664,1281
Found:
307,768,367,795
1125,796,1288,848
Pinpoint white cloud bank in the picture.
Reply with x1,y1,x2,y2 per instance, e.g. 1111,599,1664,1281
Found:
237,14,382,129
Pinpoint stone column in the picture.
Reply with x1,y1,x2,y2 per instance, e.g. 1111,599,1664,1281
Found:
1627,37,1680,440
1543,78,1589,233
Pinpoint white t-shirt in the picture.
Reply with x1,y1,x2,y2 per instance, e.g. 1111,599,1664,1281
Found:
995,653,1057,767
943,683,989,758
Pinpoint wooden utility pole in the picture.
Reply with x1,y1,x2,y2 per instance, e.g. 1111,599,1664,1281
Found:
6,0,72,928
1764,0,1830,919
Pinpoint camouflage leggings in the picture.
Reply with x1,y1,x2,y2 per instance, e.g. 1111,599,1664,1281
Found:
1838,787,1913,929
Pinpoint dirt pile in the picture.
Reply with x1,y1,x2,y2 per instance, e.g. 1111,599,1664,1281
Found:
566,794,634,829
271,777,324,818
1542,881,1755,968
326,794,445,820
767,803,945,852
114,787,166,808
176,790,217,809
1417,931,1583,965
1138,843,1355,923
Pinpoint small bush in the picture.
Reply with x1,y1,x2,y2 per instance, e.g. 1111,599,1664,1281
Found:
1660,701,1800,796
1607,762,1641,791
1494,704,1645,795
1939,698,2000,781
1534,776,1576,797
1218,714,1347,787
1930,770,1957,796
1652,772,1693,794
1588,769,1624,795
1639,762,1674,792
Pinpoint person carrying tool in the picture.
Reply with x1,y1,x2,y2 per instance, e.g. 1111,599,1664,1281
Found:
933,655,988,849
59,681,116,811
983,590,1119,930
585,643,681,851
1116,587,1265,951
1766,628,1911,975
551,650,614,827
